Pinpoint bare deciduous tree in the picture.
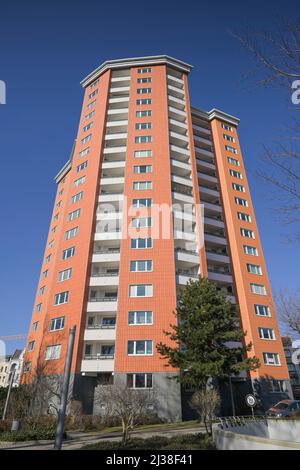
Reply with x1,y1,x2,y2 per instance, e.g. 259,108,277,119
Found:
94,384,156,444
190,387,220,436
277,291,300,337
231,20,300,241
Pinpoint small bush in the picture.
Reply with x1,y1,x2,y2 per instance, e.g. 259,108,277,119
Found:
0,429,60,442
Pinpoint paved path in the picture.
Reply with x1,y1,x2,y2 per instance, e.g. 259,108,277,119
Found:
1,426,205,450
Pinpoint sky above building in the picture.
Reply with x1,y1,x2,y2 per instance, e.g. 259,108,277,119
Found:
0,0,299,353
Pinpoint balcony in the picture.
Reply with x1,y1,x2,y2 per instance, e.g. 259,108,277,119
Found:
90,272,119,287
197,159,216,173
169,131,189,148
204,232,227,246
167,84,185,99
102,146,127,160
106,120,128,134
171,159,191,177
172,190,194,205
175,248,200,265
167,74,184,87
108,96,129,108
109,86,130,96
176,270,199,285
194,134,212,147
94,230,122,242
168,95,185,111
81,356,115,373
174,229,196,242
199,185,220,199
87,294,118,313
192,124,211,136
194,147,215,160
203,201,222,215
206,250,230,265
208,269,233,284
84,327,116,342
204,216,224,229
98,193,123,203
171,174,193,188
168,106,186,123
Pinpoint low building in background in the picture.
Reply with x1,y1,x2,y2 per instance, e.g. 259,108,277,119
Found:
0,349,25,388
282,336,300,399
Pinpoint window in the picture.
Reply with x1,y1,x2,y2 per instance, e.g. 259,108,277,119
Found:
54,291,69,305
232,183,245,192
225,145,237,154
135,136,152,143
224,134,235,143
79,147,90,158
56,200,61,208
65,227,78,240
127,373,153,389
134,165,152,174
87,99,97,109
72,191,83,203
133,181,152,190
136,99,152,105
230,169,242,179
235,197,248,207
129,284,153,297
128,311,153,325
68,209,81,221
136,110,152,118
45,254,51,263
45,345,61,361
259,327,275,340
137,88,152,94
74,176,86,187
268,379,286,393
77,161,88,172
83,122,93,132
53,213,59,221
222,123,233,131
130,260,152,272
36,303,42,312
132,198,152,208
90,79,99,89
254,304,271,317
251,283,266,295
48,239,54,249
263,352,280,366
80,134,91,145
131,238,152,249
23,362,31,373
247,263,262,275
238,212,251,222
138,67,152,73
50,316,65,332
62,247,75,260
127,340,153,355
39,285,45,295
88,89,98,99
42,269,48,279
51,226,57,234
243,245,258,256
240,228,255,238
137,77,151,83
58,189,64,196
227,156,240,166
135,122,152,130
32,321,39,332
131,217,152,228
84,110,95,121
58,268,72,282
28,341,35,352
134,149,152,158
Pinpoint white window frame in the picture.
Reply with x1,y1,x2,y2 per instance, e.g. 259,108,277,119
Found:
128,311,153,325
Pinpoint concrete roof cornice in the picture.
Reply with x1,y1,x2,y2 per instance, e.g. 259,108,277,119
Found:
80,55,193,88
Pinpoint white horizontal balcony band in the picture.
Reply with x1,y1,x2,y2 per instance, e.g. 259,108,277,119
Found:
171,158,191,172
176,273,198,285
204,216,224,229
105,133,127,140
199,185,220,197
106,120,128,128
87,301,118,312
192,124,212,136
173,209,195,222
108,97,129,104
167,84,185,97
103,146,127,154
168,106,186,118
203,202,222,213
204,233,227,246
89,276,119,287
175,250,200,264
81,359,115,373
206,251,230,264
172,191,194,204
84,328,116,342
102,161,126,170
227,295,236,304
100,177,125,185
195,147,215,158
107,108,128,116
168,95,185,107
208,271,233,284
170,131,189,143
169,118,188,130
96,212,123,221
197,159,216,171
171,174,193,188
94,232,122,241
198,173,218,184
194,134,213,146
111,76,131,82
170,144,190,157
92,253,120,263
98,194,124,203
167,74,184,85
110,86,130,93
173,229,196,241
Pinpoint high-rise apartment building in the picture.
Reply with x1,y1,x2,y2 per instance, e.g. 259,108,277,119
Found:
21,56,291,419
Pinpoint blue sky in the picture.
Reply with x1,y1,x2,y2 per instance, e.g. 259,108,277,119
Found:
1,0,299,353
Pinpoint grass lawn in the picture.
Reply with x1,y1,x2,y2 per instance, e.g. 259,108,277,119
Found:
82,433,215,450
90,420,201,436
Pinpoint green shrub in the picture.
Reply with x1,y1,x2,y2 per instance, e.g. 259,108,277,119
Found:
0,429,60,442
